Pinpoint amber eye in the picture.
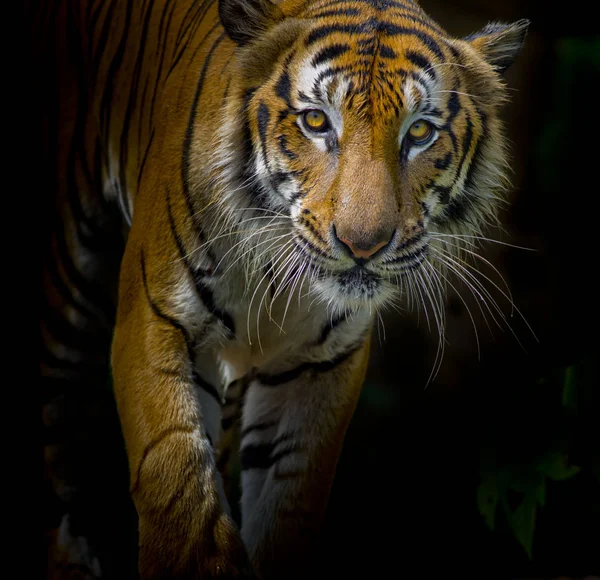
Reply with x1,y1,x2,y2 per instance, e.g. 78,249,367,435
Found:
302,109,330,133
407,120,434,145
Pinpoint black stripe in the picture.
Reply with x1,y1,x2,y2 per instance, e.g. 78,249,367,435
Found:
140,251,222,405
155,0,175,56
405,50,433,74
435,191,473,225
316,313,346,345
220,414,239,431
257,102,270,160
433,185,451,205
396,230,425,251
182,31,226,236
98,0,133,141
434,151,452,170
91,0,119,82
446,109,487,225
305,21,373,46
387,10,447,36
270,171,290,191
167,3,218,78
193,371,223,405
137,127,155,187
119,0,156,216
256,101,290,202
442,86,462,153
383,246,427,264
298,215,327,246
256,342,362,386
165,189,235,335
296,234,329,258
450,113,475,199
64,6,119,250
141,251,192,341
149,0,177,124
240,442,276,470
130,425,197,494
274,68,291,103
378,25,446,61
445,86,461,122
278,134,297,160
174,0,202,47
240,436,298,471
274,51,295,106
313,63,366,89
312,7,362,18
174,0,206,48
378,44,398,59
311,43,351,67
136,77,150,169
240,420,278,438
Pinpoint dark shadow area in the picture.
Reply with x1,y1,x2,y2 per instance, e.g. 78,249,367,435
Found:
319,0,599,576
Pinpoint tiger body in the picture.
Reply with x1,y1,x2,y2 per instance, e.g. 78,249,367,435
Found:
38,0,527,577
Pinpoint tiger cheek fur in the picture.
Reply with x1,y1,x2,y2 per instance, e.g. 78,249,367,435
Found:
39,0,528,578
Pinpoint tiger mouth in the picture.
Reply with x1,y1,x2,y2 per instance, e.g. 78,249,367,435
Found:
379,244,429,273
337,265,380,287
293,233,429,280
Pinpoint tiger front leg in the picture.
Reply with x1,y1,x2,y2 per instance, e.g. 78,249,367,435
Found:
239,338,371,579
111,244,253,579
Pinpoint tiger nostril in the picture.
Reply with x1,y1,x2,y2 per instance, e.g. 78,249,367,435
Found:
333,225,395,262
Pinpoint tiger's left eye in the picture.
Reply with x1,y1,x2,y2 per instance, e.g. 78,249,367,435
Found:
302,109,330,133
407,120,434,145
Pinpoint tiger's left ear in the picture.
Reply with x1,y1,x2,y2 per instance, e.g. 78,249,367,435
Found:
465,19,530,74
219,0,284,45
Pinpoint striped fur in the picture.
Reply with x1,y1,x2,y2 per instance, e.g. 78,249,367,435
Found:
38,0,528,577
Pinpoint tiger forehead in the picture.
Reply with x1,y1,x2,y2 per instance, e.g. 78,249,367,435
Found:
289,35,447,120
280,6,454,117
295,0,450,54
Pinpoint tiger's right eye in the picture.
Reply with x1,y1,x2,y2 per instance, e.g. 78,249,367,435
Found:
301,109,330,133
407,120,434,145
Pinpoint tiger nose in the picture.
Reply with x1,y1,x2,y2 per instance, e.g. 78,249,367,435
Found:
333,226,395,262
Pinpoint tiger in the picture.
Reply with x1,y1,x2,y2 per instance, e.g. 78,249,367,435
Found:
37,0,528,577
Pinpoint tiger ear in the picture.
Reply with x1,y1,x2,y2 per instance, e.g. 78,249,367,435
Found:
465,19,530,74
219,0,284,45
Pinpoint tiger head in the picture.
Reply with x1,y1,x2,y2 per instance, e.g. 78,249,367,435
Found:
214,0,528,314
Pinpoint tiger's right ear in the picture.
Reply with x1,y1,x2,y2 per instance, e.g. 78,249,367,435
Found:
219,0,284,45
465,19,530,74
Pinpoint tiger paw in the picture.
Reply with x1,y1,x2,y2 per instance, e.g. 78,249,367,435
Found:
138,512,255,579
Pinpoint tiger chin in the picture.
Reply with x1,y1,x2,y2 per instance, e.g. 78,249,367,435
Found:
39,0,528,578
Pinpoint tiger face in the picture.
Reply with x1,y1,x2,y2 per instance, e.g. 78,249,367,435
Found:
217,1,528,313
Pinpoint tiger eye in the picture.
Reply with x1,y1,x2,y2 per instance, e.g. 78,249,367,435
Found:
407,120,434,144
302,109,329,133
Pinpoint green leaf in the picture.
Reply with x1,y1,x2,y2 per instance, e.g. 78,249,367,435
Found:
537,451,581,481
504,491,537,559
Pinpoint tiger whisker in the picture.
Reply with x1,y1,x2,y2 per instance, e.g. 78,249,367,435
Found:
246,241,296,348
254,246,301,349
431,245,536,342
